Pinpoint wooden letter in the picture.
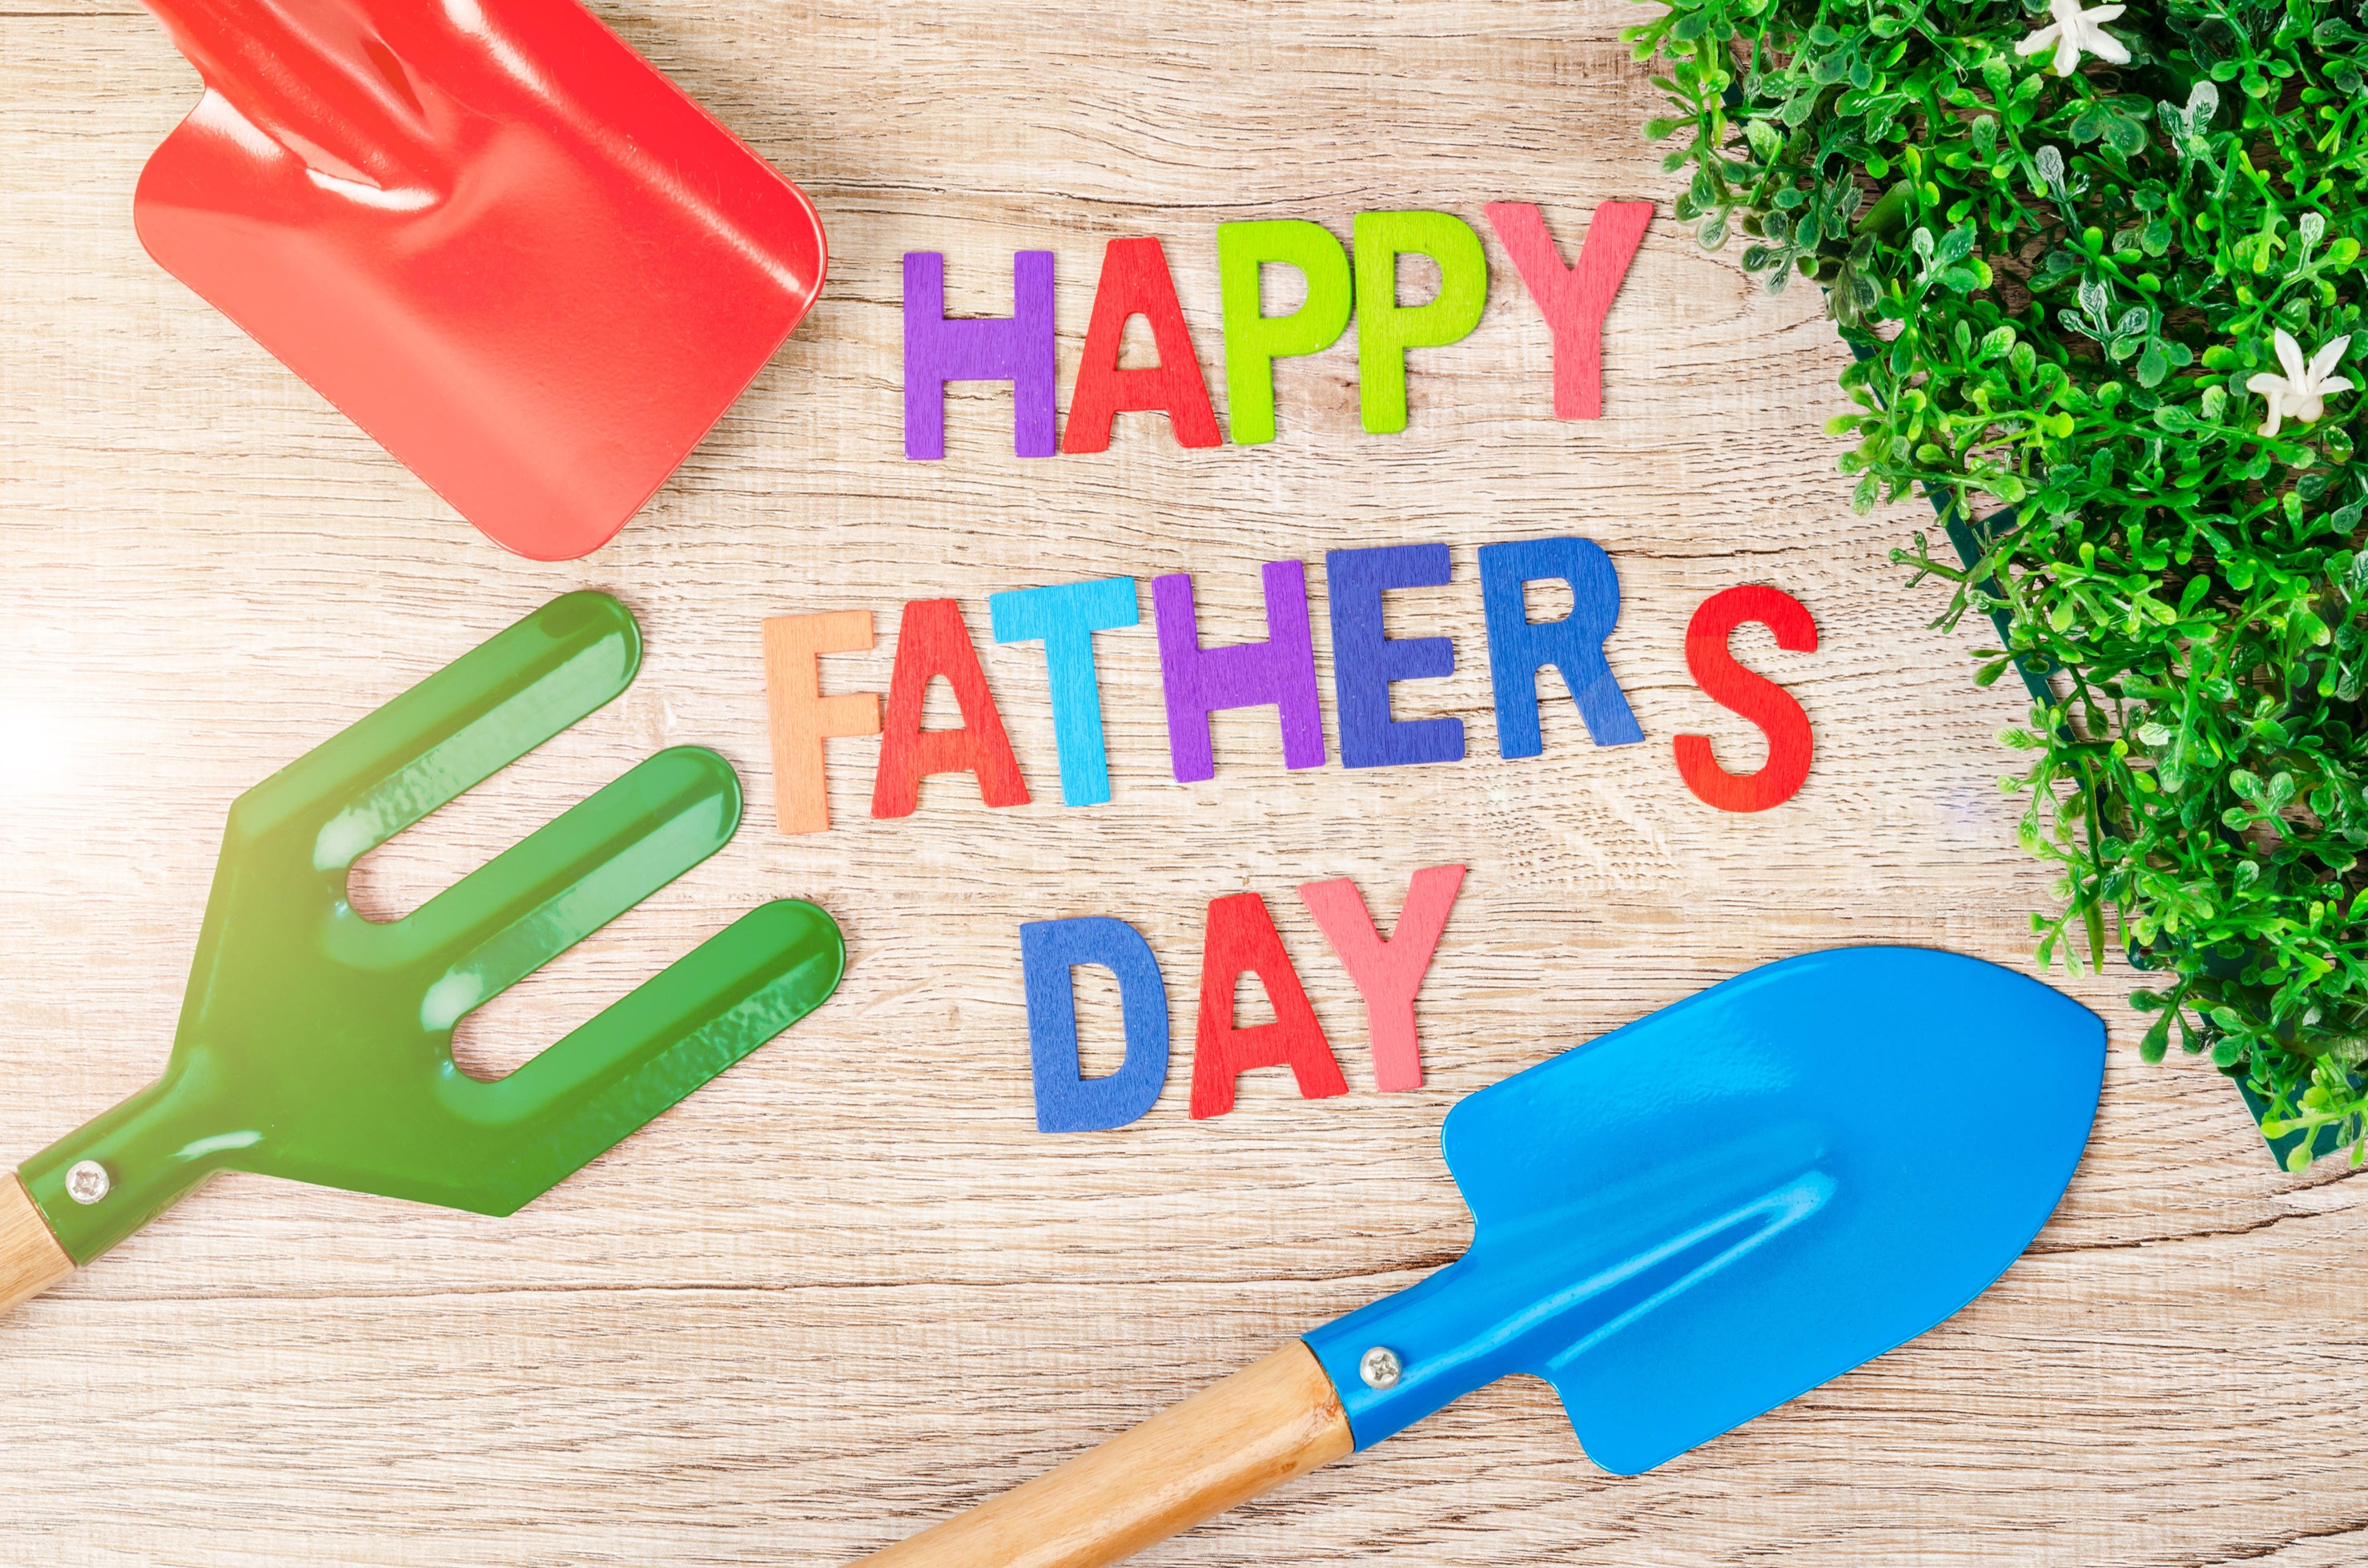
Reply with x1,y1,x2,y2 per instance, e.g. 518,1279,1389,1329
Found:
989,577,1141,807
763,609,880,835
1063,237,1223,453
904,251,1059,458
1152,562,1326,782
1674,585,1819,813
872,599,1032,818
1216,220,1353,445
1325,542,1464,769
1484,201,1653,420
1023,916,1171,1133
1478,536,1643,758
1189,891,1347,1119
1353,211,1490,434
1297,865,1465,1092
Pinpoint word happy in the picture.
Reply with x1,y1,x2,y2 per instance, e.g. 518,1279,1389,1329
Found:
903,203,1654,456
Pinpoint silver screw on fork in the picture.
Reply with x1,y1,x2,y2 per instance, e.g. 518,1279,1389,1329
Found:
1359,1346,1403,1390
64,1160,109,1205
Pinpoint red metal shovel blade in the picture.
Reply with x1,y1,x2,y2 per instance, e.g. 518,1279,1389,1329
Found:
131,0,827,560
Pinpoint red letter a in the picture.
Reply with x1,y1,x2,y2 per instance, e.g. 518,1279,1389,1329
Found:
1062,237,1224,453
1189,891,1347,1119
871,599,1032,818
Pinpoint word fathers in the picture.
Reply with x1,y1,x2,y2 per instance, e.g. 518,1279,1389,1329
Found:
762,539,1819,830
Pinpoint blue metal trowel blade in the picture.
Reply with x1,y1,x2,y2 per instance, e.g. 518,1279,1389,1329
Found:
1305,947,2104,1474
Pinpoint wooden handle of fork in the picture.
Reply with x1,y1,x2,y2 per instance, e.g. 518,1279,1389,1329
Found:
851,1343,1353,1568
0,1173,74,1315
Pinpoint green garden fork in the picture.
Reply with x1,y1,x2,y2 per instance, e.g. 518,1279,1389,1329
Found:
0,592,845,1313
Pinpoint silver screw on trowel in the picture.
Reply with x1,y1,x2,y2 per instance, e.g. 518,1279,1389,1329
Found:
64,1160,109,1205
1359,1346,1402,1390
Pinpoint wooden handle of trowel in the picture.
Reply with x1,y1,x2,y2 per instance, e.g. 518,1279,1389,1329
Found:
0,1174,74,1314
853,1343,1353,1568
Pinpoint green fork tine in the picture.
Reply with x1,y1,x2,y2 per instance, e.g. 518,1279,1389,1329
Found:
396,746,742,1002
279,589,643,873
467,897,846,1210
1,593,844,1303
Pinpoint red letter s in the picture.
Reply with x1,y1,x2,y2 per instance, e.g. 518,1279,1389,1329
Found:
1674,585,1817,813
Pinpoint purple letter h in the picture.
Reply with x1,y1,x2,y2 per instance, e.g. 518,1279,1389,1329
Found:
1152,561,1326,783
903,251,1058,460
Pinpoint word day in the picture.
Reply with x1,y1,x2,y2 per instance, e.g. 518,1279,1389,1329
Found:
904,200,1653,457
1022,867,1466,1132
761,536,1821,830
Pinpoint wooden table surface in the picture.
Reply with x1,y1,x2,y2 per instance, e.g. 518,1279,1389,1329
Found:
3,2,2363,1563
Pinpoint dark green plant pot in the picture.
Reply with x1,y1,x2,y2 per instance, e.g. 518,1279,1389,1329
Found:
1841,331,2357,1170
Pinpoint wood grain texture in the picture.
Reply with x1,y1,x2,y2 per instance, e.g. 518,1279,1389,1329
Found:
857,1342,1353,1568
0,1175,74,1314
0,2,2362,1564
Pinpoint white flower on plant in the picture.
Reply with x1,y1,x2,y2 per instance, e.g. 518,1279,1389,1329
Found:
2015,0,2131,76
2247,329,2354,438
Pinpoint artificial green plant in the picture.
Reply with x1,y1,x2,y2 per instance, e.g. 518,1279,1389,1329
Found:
1628,0,2368,1166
